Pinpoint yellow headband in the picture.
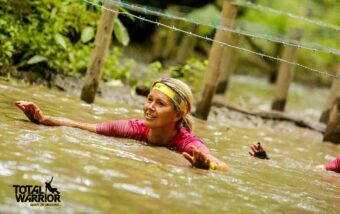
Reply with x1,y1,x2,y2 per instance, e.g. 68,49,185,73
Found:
152,83,186,113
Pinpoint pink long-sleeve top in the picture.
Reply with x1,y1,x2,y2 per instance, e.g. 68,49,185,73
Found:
96,119,210,156
324,157,340,173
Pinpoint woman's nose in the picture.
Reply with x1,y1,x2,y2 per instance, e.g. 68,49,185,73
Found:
147,101,156,110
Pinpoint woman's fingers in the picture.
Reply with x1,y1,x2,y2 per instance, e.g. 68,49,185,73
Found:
191,146,204,159
15,101,38,112
250,144,261,157
251,144,258,153
197,151,206,163
15,101,32,112
192,146,203,161
250,143,264,153
14,101,26,111
14,101,42,123
191,146,210,168
182,152,194,165
249,143,269,159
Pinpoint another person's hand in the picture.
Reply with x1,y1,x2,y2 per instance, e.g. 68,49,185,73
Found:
14,101,45,124
249,142,269,160
182,146,213,170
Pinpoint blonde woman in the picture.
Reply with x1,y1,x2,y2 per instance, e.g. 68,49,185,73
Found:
15,78,229,171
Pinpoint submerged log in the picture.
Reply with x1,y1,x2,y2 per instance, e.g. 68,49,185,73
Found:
212,100,326,133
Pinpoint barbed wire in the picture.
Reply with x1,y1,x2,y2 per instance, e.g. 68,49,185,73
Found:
235,0,340,32
103,0,340,56
83,0,339,79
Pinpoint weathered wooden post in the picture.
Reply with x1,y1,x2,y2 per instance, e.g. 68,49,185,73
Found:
320,65,340,123
195,2,238,119
216,28,240,94
151,17,168,61
176,24,198,64
268,43,283,83
162,5,181,60
271,29,303,111
323,78,340,143
81,0,119,103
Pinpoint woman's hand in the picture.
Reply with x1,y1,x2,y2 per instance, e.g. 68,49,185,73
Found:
14,100,97,131
249,142,269,159
182,146,213,170
14,101,45,124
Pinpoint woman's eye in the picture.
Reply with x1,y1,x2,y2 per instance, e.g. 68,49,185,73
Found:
147,97,152,102
157,101,165,106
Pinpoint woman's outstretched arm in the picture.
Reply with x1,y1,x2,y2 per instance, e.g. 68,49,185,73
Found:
14,101,97,133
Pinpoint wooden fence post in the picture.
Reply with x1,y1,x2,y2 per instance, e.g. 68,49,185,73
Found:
323,81,340,143
81,1,119,103
216,29,240,94
176,24,198,64
195,2,238,119
271,29,303,111
151,15,169,61
320,65,340,123
162,5,181,60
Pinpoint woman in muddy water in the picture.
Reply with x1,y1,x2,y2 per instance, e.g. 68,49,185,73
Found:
15,78,233,171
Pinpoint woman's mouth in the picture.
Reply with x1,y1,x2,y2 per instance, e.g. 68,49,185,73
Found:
145,112,156,120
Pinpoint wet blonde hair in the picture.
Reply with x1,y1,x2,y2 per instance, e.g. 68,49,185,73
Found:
152,78,193,132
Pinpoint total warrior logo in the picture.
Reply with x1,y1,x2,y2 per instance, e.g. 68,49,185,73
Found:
13,177,61,207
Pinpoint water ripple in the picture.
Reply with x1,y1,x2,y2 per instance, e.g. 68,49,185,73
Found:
112,183,160,199
16,132,44,144
0,162,15,176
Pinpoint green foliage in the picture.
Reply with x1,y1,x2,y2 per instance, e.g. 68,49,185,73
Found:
81,27,95,43
102,47,135,84
137,61,165,87
186,4,220,36
0,0,99,75
140,58,207,92
27,55,47,65
0,0,132,82
169,58,207,93
114,19,130,47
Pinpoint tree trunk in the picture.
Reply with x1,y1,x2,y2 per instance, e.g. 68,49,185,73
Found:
195,2,238,119
268,43,283,84
176,24,198,64
162,5,181,60
271,29,303,111
216,31,240,94
320,65,340,123
151,20,167,61
81,1,119,103
323,96,340,144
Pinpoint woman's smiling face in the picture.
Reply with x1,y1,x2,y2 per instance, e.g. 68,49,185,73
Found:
143,89,181,129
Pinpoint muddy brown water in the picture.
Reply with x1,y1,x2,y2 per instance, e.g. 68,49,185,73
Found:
0,77,339,213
